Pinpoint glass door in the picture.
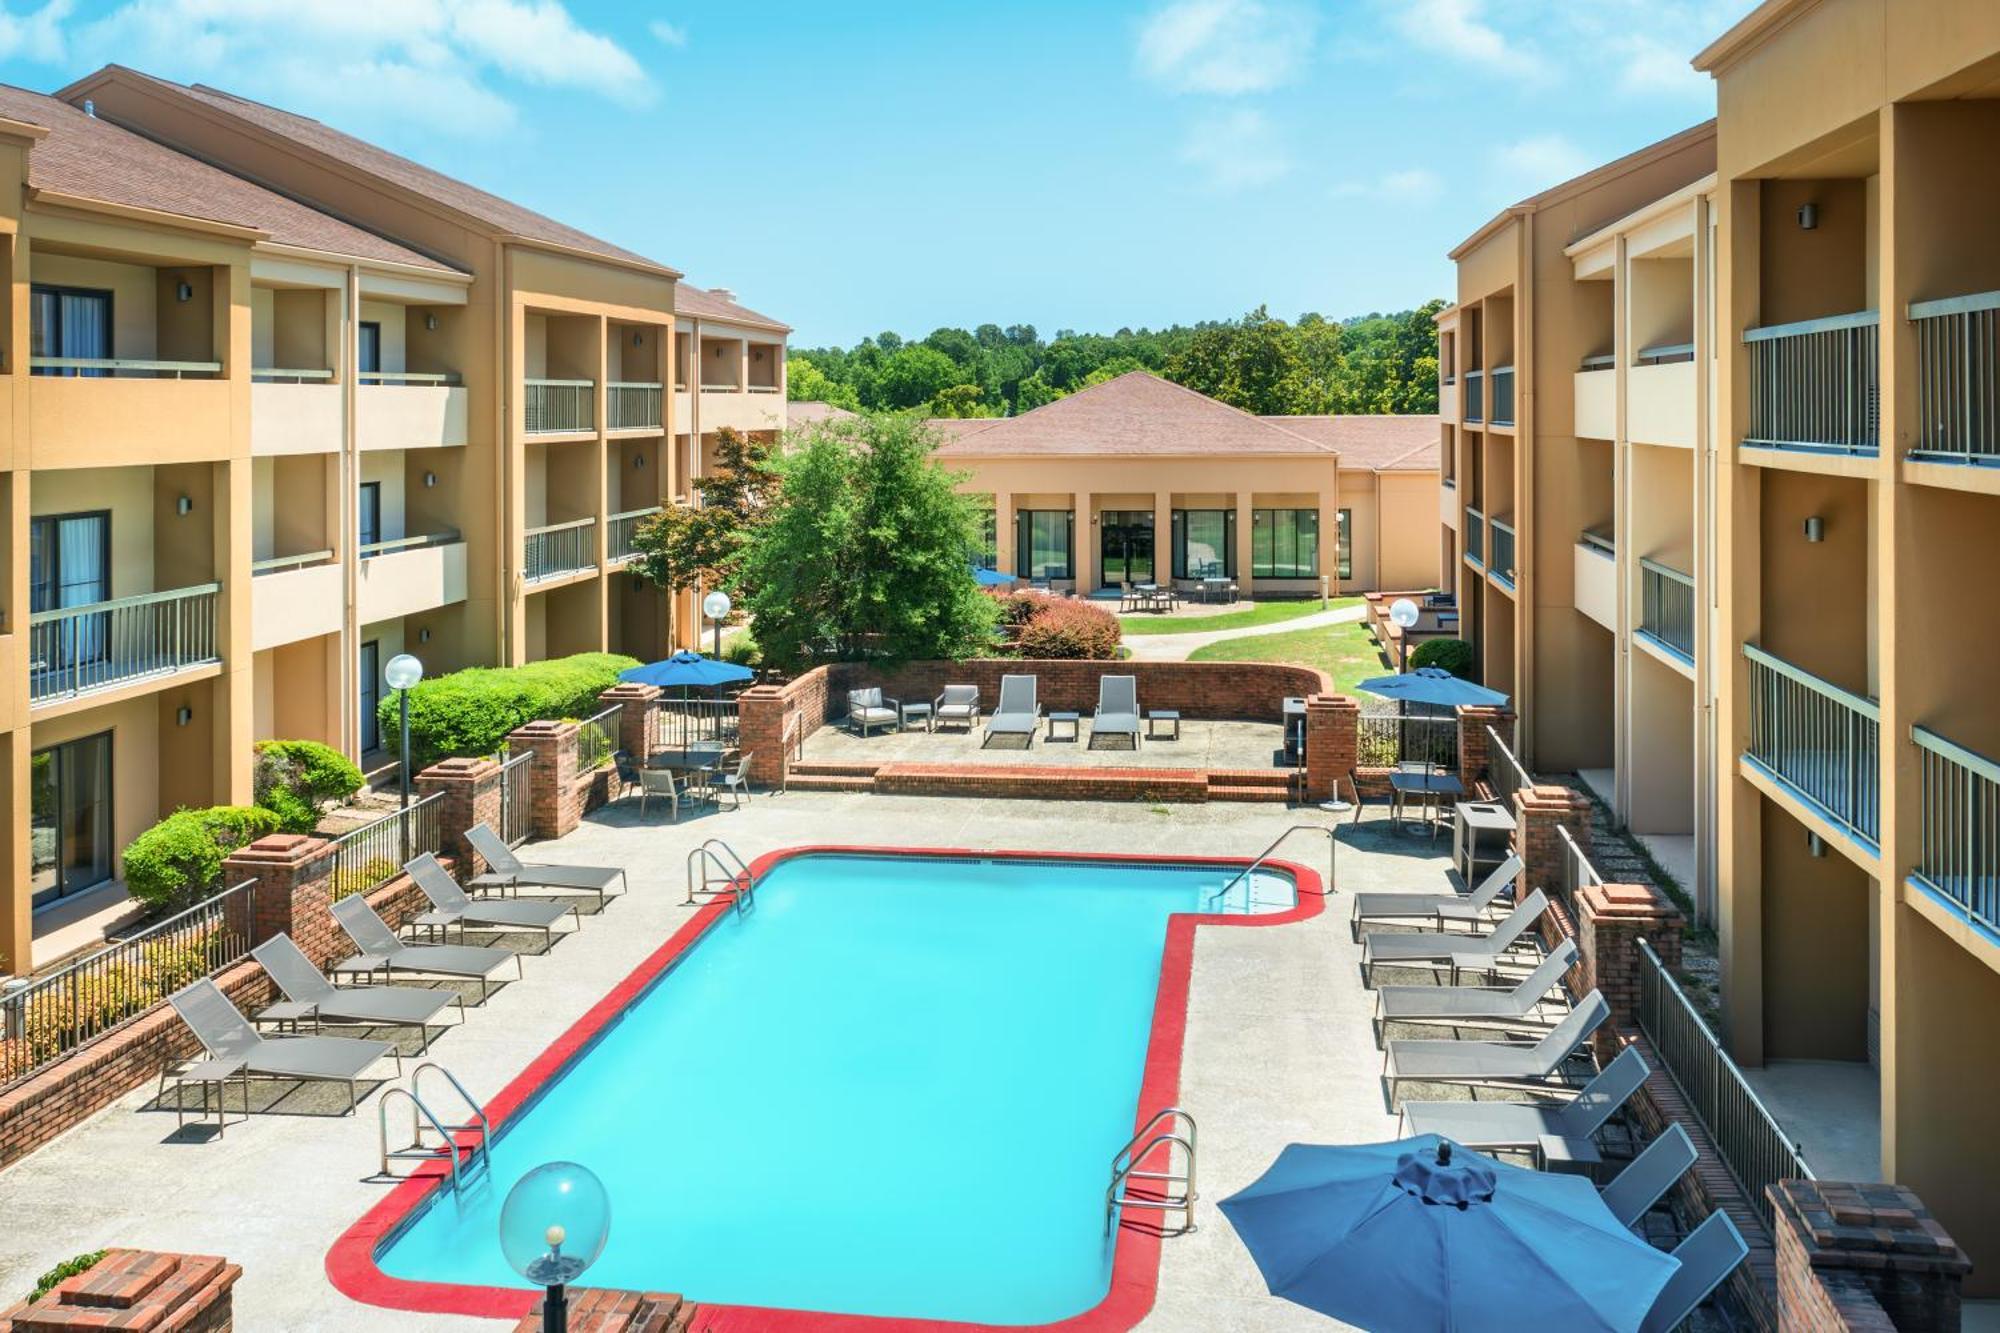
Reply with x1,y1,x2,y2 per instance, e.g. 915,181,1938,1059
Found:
30,286,112,377
358,321,382,377
30,512,111,693
1099,511,1154,585
358,482,382,552
31,732,113,907
359,640,381,752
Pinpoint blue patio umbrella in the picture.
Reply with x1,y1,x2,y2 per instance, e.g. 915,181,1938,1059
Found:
618,650,754,691
1357,666,1510,710
972,565,1017,587
1219,1136,1679,1333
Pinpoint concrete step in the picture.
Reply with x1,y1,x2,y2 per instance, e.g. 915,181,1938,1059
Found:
786,773,876,793
1207,777,1293,803
788,761,882,779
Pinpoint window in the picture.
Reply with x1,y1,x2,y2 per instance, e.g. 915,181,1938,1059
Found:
358,321,382,376
30,285,112,376
976,505,998,570
359,641,381,753
1172,509,1234,579
30,512,111,687
1015,510,1073,580
1338,508,1353,581
358,482,382,550
1251,509,1319,579
31,732,113,906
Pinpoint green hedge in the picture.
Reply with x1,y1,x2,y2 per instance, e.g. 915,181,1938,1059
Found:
377,652,640,767
1410,636,1475,679
123,806,283,911
30,1252,105,1304
253,739,364,834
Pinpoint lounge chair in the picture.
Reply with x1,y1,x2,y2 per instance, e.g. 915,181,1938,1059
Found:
934,684,980,731
1361,889,1549,983
1639,1211,1751,1333
1091,675,1141,750
330,894,521,999
406,852,576,945
1373,938,1578,1035
465,823,628,908
1399,1046,1651,1165
168,977,399,1115
983,674,1040,748
250,934,462,1052
1602,1123,1698,1230
1350,853,1523,939
847,687,900,737
1381,991,1610,1105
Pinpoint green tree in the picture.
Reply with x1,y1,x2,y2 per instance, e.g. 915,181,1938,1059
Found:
1014,370,1066,411
929,383,996,417
873,344,961,409
629,426,780,597
786,356,859,410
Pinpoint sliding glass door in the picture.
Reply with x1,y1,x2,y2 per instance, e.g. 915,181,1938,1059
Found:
1015,510,1074,581
30,512,111,692
31,732,114,907
359,640,381,753
1099,511,1154,585
29,285,112,376
1172,509,1235,579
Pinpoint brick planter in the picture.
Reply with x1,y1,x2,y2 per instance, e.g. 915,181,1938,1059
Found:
1771,1179,1969,1332
0,1250,238,1332
1573,882,1683,1062
511,1289,690,1332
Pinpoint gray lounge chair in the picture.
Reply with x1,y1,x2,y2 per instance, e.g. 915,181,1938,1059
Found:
406,852,576,945
465,823,627,907
982,674,1040,748
1361,889,1549,982
1602,1123,1698,1230
330,894,521,999
1399,1046,1651,1165
1639,1211,1751,1333
1090,675,1141,750
1350,853,1523,939
1374,938,1578,1035
168,978,398,1115
1382,990,1610,1105
847,687,900,737
934,684,980,731
251,933,462,1053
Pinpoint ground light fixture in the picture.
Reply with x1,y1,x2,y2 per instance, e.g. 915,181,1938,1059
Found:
500,1161,611,1333
384,653,424,857
703,589,732,659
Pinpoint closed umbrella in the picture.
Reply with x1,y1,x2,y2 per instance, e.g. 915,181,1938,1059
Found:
1219,1136,1679,1332
617,651,754,691
1358,667,1510,710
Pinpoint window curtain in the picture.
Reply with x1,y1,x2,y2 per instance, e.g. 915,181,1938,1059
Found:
1252,509,1319,578
1173,510,1233,579
1015,510,1072,579
57,515,109,665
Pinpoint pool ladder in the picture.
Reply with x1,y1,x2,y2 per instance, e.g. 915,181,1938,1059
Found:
378,1062,492,1193
686,838,757,914
1203,824,1339,910
1106,1107,1197,1235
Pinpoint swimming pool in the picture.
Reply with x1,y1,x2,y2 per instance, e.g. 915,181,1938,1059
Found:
332,846,1323,1329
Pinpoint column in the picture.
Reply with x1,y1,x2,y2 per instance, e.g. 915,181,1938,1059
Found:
736,683,790,787
1318,479,1340,596
1770,1180,1968,1332
1153,491,1172,588
0,731,28,979
1073,490,1094,592
1573,879,1683,1063
4,1250,240,1332
593,315,612,652
994,490,1015,578
221,832,336,964
1455,704,1515,790
1234,492,1254,596
415,756,505,872
597,682,661,759
1303,694,1359,804
507,720,583,840
1511,783,1593,939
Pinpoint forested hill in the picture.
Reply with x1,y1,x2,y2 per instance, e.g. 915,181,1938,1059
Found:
786,301,1446,420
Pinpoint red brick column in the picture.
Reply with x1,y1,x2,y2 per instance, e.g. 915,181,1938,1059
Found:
415,756,504,872
737,683,790,787
1303,694,1359,803
1770,1180,1969,1333
507,720,584,840
1511,784,1591,947
222,833,338,966
511,1289,690,1332
1456,704,1514,791
0,1250,239,1333
597,682,661,759
1575,881,1684,1062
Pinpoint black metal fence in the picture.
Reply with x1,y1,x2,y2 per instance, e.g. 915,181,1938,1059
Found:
1357,713,1459,771
498,750,533,846
327,793,444,902
655,697,740,752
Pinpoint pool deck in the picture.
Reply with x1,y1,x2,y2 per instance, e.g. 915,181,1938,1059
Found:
800,715,1293,771
0,791,1454,1331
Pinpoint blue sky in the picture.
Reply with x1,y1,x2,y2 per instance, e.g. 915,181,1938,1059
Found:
0,0,1755,346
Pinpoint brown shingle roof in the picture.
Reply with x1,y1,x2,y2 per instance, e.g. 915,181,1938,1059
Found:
787,400,857,429
932,371,1330,458
678,283,790,333
923,416,1004,441
0,83,454,272
1258,415,1441,471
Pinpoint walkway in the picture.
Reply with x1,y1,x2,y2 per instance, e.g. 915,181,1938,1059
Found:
1123,602,1368,662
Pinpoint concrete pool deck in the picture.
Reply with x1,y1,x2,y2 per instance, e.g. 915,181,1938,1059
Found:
799,714,1294,772
0,792,1454,1331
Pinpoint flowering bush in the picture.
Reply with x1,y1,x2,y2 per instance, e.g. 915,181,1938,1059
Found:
1015,599,1122,660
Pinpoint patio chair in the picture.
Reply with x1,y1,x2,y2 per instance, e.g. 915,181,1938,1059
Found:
1601,1123,1698,1230
934,684,981,731
1638,1211,1751,1333
465,823,628,908
1119,581,1141,613
610,749,643,802
1381,991,1609,1106
1360,889,1549,982
1399,1045,1652,1165
640,766,694,822
983,674,1040,748
717,753,755,809
1350,852,1523,939
167,977,399,1116
847,687,901,737
330,894,521,1000
405,852,576,945
1091,674,1141,750
1372,938,1578,1035
250,933,462,1053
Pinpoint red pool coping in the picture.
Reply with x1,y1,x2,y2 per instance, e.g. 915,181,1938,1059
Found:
326,844,1327,1331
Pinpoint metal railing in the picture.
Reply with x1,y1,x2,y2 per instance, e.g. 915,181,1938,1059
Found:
524,518,596,582
1911,725,2000,934
1488,518,1516,586
1357,713,1459,771
1464,507,1485,569
29,583,222,705
524,378,594,433
327,793,444,902
1486,724,1531,806
577,705,619,773
746,383,781,394
251,549,335,576
1,879,257,1089
251,367,334,383
359,529,462,560
1490,365,1515,426
608,381,664,430
607,507,662,563
1638,341,1695,366
1106,1107,1198,1235
1639,558,1696,663
359,370,461,386
1743,643,1880,847
1580,529,1615,559
655,696,741,752
1635,936,1812,1229
30,357,223,379
1580,353,1616,372
1911,290,2000,464
497,750,533,847
1555,823,1601,913
1744,310,1879,454
1464,369,1484,423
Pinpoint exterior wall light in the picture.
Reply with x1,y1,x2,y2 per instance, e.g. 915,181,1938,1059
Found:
175,281,194,302
176,495,193,516
634,455,645,469
418,627,431,644
1803,515,1824,542
176,706,193,726
1797,202,1818,230
632,331,645,347
1807,831,1826,857
423,472,437,488
425,314,439,331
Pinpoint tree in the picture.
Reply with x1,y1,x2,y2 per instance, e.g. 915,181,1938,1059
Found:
873,344,961,409
785,357,859,410
929,383,996,417
628,426,780,597
1014,370,1066,412
742,415,997,667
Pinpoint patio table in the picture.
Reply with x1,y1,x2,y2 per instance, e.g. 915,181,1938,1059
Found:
650,744,727,798
1453,800,1517,882
1390,771,1466,838
1047,711,1081,742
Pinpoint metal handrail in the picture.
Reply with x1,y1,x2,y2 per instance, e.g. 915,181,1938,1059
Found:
1487,725,1532,805
1554,823,1601,912
30,356,222,376
608,505,664,522
251,549,335,575
1580,353,1616,372
1579,529,1615,558
1637,342,1695,365
359,370,461,385
1639,556,1693,587
1106,1107,1197,1235
746,385,781,393
1909,290,2000,321
1910,724,2000,932
1743,309,1879,343
698,381,743,391
252,367,334,382
360,530,462,559
608,380,664,390
686,839,756,914
27,581,224,623
526,377,595,387
526,517,594,536
1203,825,1336,909
379,1061,492,1189
1741,643,1878,720
1489,518,1516,585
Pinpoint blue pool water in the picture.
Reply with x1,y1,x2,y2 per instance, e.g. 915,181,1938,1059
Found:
374,852,1293,1325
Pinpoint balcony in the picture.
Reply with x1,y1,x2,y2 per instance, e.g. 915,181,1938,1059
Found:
525,518,596,583
1743,311,1879,456
1637,558,1695,665
607,507,662,564
1909,291,1999,465
1438,376,1456,421
358,531,467,622
1439,477,1458,528
1575,532,1615,631
1629,346,1697,449
1575,356,1615,441
1464,507,1485,570
609,382,664,432
358,373,467,451
525,379,594,435
1742,642,1880,849
250,551,342,650
28,360,230,468
251,370,339,456
1488,517,1516,588
28,583,221,706
1489,366,1516,428
1465,370,1484,424
1911,725,2000,940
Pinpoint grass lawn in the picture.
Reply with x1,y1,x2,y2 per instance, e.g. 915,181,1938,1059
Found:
1118,595,1362,636
1186,617,1390,698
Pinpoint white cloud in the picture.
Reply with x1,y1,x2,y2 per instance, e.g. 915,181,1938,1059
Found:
1180,109,1292,189
1388,0,1544,79
1495,133,1591,192
447,0,650,103
1136,0,1318,96
649,19,686,48
1331,167,1442,202
0,0,69,63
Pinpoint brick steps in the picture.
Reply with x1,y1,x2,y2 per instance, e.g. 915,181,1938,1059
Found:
787,761,882,779
1206,770,1295,802
785,773,877,793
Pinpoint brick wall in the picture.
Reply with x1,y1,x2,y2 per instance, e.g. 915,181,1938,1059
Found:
1769,1180,1968,1333
1456,705,1514,791
872,763,1211,803
507,721,587,840
0,1250,239,1332
512,1289,691,1332
416,757,505,875
1574,885,1683,1063
1303,695,1359,803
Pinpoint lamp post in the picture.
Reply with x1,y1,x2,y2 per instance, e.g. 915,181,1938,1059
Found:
702,589,732,660
384,653,424,861
501,1161,611,1333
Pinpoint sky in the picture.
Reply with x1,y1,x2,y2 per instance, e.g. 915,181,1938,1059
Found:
0,0,1759,347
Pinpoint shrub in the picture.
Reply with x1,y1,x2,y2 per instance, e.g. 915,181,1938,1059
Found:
1410,636,1475,678
122,806,283,911
720,633,762,668
30,1252,105,1303
994,590,1061,627
1015,599,1122,660
253,739,364,834
380,652,640,767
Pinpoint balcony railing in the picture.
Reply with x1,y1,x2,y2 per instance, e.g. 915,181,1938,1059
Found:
1464,369,1484,423
747,384,781,395
359,370,462,386
251,549,335,576
1580,528,1615,559
525,379,594,434
1638,341,1695,366
1743,643,1880,848
1744,310,1879,455
1910,291,2000,465
1580,353,1615,372
1639,558,1695,663
251,367,333,384
1486,725,1532,807
1912,725,2000,935
1488,518,1516,587
29,583,222,704
524,518,596,583
607,506,662,564
360,529,462,560
1490,365,1515,426
30,357,222,379
608,381,664,430
1464,507,1485,569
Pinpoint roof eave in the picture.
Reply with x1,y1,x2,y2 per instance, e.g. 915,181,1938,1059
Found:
254,238,471,282
503,233,681,281
1693,0,1817,74
26,186,266,242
